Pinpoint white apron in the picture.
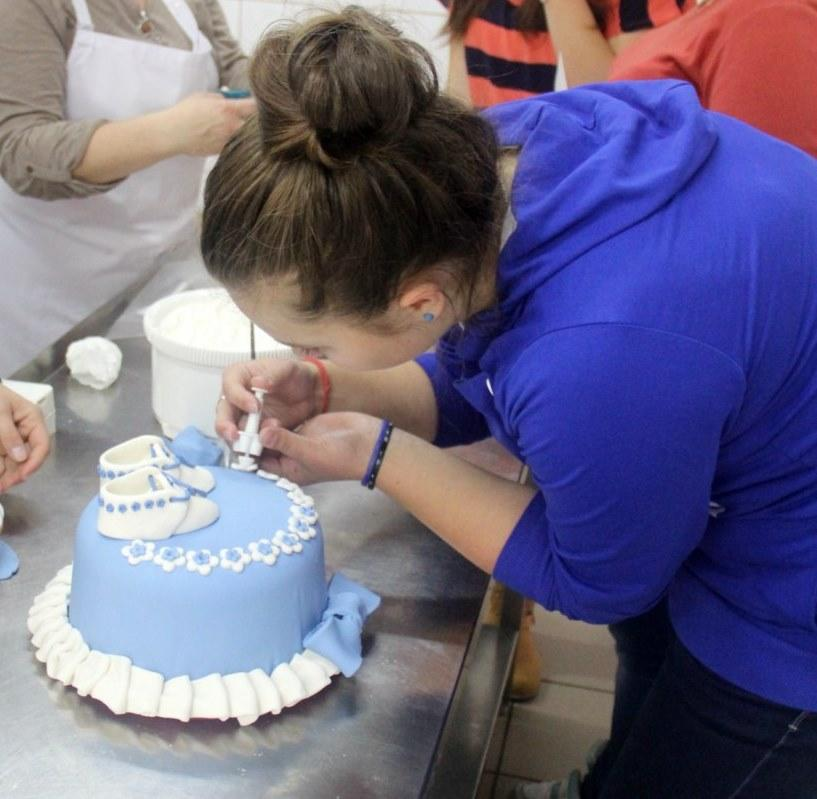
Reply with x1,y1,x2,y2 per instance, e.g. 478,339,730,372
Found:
0,0,219,374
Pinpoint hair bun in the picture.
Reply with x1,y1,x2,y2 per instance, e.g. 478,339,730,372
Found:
250,6,439,166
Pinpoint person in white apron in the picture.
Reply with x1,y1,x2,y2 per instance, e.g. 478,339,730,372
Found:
0,0,252,374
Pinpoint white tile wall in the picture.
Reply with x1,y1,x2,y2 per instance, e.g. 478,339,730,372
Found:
220,0,449,85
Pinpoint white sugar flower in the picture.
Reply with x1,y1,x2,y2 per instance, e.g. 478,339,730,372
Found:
153,545,186,573
248,539,279,566
219,546,252,573
272,529,304,555
121,539,155,566
287,489,315,507
185,549,219,576
291,504,319,524
288,515,316,540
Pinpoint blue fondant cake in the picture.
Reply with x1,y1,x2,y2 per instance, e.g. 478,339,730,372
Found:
28,436,379,725
70,466,327,679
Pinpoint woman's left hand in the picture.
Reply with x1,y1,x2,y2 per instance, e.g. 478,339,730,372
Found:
258,412,382,485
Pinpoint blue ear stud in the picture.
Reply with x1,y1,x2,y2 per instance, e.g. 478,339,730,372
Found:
423,313,435,322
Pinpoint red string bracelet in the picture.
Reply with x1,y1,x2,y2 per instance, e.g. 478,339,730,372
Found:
302,356,331,414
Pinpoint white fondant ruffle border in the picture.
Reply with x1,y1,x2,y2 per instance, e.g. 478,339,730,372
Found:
28,565,341,726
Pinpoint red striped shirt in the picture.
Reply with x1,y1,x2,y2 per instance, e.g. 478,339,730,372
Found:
457,0,685,108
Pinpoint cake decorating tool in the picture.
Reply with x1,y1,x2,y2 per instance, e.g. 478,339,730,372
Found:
231,387,267,472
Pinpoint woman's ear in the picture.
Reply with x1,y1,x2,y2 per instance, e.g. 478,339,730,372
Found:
397,281,448,323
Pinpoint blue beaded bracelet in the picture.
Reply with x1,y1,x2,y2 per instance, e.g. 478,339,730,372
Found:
361,419,394,490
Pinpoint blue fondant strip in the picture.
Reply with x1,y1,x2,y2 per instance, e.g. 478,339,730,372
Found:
302,573,381,677
0,539,20,580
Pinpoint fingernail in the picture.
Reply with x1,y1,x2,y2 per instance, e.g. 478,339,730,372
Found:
11,445,28,462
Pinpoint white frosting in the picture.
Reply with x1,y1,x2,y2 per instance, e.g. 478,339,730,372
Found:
157,294,284,354
66,337,123,390
28,566,340,725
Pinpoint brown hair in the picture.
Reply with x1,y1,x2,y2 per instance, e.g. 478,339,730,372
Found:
201,6,502,319
445,0,608,38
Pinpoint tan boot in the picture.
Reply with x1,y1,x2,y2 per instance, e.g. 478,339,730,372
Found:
483,580,505,626
509,598,542,702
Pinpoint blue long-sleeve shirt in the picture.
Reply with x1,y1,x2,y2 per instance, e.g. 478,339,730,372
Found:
417,80,817,710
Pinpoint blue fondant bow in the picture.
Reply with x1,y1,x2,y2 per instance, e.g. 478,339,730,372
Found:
0,539,19,581
168,426,224,467
303,573,381,677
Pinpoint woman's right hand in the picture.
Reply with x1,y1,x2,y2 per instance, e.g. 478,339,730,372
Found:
216,358,324,445
162,93,256,157
0,385,50,492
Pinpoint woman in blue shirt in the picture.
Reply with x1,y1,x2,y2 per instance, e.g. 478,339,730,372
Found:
205,8,817,797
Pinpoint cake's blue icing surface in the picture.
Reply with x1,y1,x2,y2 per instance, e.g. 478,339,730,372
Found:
69,467,327,680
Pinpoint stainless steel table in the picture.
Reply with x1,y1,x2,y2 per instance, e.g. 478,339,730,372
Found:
1,281,517,799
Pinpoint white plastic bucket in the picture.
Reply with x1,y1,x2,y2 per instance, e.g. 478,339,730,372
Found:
143,288,293,437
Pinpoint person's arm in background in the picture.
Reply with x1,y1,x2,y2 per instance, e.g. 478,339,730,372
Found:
704,1,817,160
446,35,472,104
71,94,255,184
544,0,650,86
75,0,255,184
0,0,254,196
0,0,115,199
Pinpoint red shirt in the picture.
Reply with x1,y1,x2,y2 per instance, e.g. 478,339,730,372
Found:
610,0,817,158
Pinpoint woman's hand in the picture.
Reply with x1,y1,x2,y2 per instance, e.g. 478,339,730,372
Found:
216,358,325,444
73,93,256,184
161,93,256,157
258,412,381,485
0,386,50,492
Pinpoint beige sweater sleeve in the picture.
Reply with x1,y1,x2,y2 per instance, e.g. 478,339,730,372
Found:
0,0,118,199
193,0,250,91
0,0,248,201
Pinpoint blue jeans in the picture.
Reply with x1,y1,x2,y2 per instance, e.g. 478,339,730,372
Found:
582,600,817,798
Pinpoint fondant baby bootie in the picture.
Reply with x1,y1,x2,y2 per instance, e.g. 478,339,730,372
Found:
98,467,219,541
98,435,215,494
